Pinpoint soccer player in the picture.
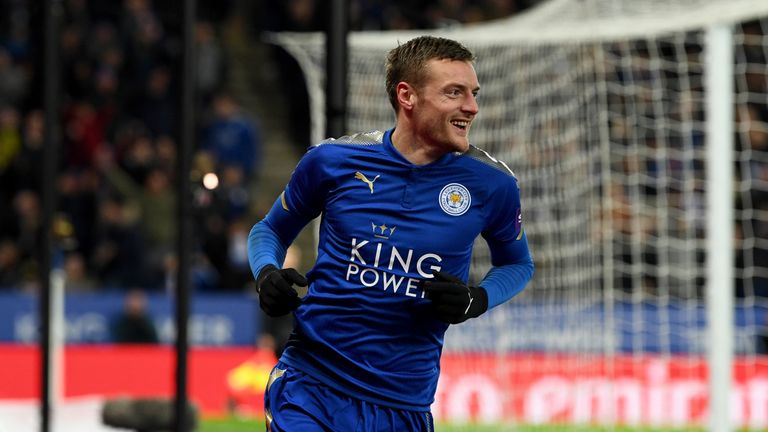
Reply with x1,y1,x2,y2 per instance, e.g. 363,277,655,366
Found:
248,35,534,431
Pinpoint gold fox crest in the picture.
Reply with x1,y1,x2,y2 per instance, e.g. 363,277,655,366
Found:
354,171,380,193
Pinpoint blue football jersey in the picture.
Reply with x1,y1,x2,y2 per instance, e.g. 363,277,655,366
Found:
259,128,531,410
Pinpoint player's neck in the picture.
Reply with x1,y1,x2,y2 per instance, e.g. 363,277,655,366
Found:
391,127,447,166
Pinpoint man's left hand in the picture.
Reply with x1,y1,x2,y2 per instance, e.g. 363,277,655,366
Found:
423,272,488,324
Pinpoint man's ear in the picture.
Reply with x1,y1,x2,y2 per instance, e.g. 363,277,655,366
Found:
396,82,416,111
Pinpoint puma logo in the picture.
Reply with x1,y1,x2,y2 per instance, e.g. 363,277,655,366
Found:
354,171,380,193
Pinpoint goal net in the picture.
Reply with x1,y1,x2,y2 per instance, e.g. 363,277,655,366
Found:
269,0,768,427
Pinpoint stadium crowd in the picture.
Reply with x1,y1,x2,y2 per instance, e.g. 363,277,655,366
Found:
604,21,768,300
0,0,242,293
0,0,540,294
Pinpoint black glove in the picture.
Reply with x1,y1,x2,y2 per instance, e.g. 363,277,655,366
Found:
423,271,488,324
257,265,307,317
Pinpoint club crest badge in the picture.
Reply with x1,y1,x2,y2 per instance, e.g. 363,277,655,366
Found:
439,183,471,216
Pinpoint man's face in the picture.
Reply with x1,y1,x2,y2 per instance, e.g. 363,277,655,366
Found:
412,59,480,153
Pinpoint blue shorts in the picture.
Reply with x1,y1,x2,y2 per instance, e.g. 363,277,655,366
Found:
264,361,434,432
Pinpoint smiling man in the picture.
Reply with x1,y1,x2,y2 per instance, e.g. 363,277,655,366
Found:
248,35,534,431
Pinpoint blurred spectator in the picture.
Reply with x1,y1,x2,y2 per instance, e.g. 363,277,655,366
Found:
154,134,177,174
14,109,43,185
120,0,170,97
195,21,228,105
57,169,99,257
7,190,42,292
62,100,110,168
0,239,21,289
136,65,176,138
63,252,97,292
427,0,467,27
198,0,235,26
0,106,21,176
221,218,252,290
194,153,253,290
116,131,156,184
190,251,220,291
91,195,148,289
197,214,252,291
286,0,322,31
217,164,251,221
200,92,261,181
97,147,176,288
485,0,521,18
0,108,29,245
736,102,768,299
0,47,28,107
111,289,159,344
60,23,91,101
0,107,21,230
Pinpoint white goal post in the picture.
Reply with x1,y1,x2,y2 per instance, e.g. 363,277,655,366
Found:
269,0,768,428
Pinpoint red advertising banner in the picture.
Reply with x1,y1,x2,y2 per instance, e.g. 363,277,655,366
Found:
433,353,768,428
2,345,767,427
0,344,276,416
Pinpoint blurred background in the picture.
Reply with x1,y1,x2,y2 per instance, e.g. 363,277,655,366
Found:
0,0,541,342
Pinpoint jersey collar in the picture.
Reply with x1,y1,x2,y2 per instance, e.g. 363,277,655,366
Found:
383,128,459,169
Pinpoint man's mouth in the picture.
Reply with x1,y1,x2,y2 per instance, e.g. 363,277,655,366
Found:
451,120,470,130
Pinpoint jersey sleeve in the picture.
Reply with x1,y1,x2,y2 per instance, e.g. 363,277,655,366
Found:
247,145,334,278
282,144,334,220
479,173,534,309
481,174,529,266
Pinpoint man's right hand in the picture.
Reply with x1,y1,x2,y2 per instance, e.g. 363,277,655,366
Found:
257,265,307,317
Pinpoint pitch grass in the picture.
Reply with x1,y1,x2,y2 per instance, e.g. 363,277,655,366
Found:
199,416,710,432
